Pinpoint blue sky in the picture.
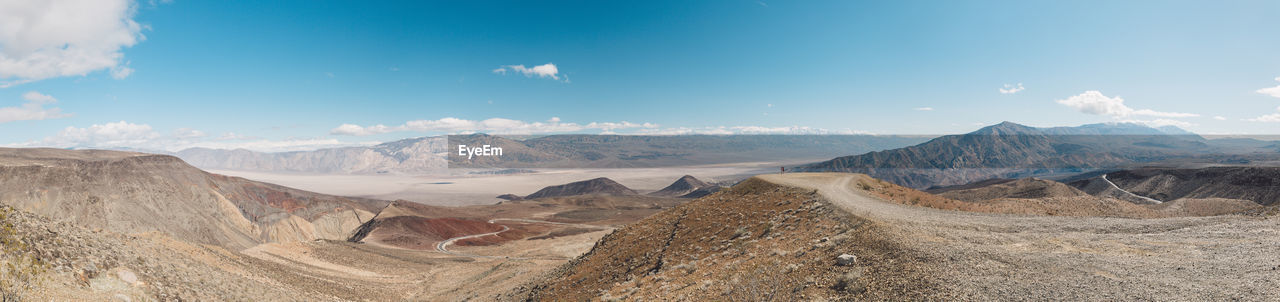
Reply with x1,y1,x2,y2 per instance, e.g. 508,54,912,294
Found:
2,0,1279,151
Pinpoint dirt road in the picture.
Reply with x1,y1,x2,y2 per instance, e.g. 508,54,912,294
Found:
757,173,1280,301
435,219,610,260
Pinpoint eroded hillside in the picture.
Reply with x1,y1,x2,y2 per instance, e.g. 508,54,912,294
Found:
0,148,386,250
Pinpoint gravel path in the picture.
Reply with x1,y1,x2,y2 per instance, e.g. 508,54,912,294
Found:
758,173,1280,301
1102,173,1165,204
435,219,609,260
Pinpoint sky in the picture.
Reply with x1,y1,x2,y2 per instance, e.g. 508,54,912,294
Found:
1,0,1279,152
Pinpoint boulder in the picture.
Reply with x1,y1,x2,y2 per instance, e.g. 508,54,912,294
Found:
836,254,857,266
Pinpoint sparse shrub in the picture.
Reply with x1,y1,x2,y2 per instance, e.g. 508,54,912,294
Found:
832,269,866,293
1,207,48,302
727,266,788,301
857,182,872,191
672,261,698,274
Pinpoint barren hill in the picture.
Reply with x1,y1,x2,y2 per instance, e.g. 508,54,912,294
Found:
525,177,638,199
1069,167,1280,206
0,206,325,300
648,175,715,197
513,177,925,300
931,178,1089,202
0,148,387,250
677,185,721,198
514,173,1280,300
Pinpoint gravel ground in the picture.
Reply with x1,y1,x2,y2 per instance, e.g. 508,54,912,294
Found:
759,173,1280,301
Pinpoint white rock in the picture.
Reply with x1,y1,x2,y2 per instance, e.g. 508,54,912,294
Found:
836,254,857,266
117,269,138,284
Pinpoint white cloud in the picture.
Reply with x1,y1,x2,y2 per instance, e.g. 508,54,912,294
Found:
1258,77,1280,98
493,63,565,82
10,121,373,152
181,138,375,153
636,126,872,136
1213,116,1227,121
1247,113,1280,123
216,132,251,140
999,83,1025,94
172,128,206,139
1119,119,1195,128
332,117,658,136
24,120,161,148
1056,90,1199,118
0,0,146,86
0,91,71,123
333,117,879,136
914,107,934,111
110,63,134,79
1246,106,1280,123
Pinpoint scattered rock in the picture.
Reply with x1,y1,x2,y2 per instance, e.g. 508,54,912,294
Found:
117,269,138,284
836,254,857,266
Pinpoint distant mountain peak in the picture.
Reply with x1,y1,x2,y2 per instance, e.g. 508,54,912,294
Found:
971,121,1041,135
525,177,638,199
649,175,714,197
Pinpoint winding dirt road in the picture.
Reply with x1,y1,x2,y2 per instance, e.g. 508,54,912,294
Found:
1101,173,1164,204
757,173,1280,301
435,218,610,260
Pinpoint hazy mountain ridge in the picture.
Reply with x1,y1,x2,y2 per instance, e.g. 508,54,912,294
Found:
447,134,933,168
175,136,450,174
170,134,930,173
795,122,1273,189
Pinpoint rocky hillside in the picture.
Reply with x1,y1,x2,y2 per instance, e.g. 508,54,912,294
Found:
648,175,716,197
0,206,324,301
0,148,387,250
930,178,1089,202
1069,167,1280,206
794,122,1226,189
677,186,722,199
524,177,638,199
510,177,940,301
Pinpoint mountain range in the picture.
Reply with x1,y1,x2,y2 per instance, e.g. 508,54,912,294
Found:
174,136,450,174
795,122,1280,189
164,134,930,174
